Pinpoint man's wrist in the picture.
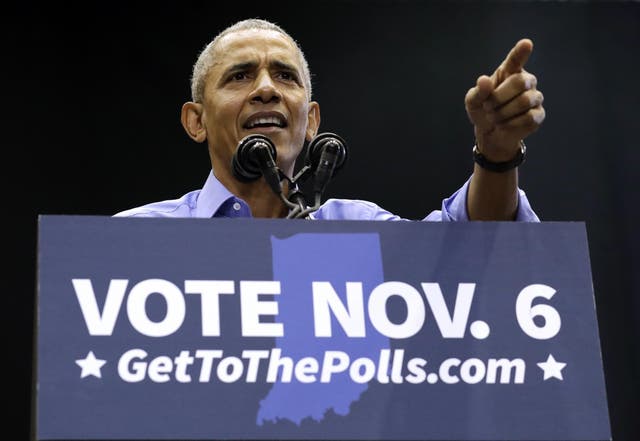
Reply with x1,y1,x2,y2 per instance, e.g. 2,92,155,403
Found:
472,141,526,172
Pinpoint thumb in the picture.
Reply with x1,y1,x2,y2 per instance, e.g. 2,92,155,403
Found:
465,75,494,129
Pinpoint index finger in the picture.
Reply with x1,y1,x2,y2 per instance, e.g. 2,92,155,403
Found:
501,38,533,76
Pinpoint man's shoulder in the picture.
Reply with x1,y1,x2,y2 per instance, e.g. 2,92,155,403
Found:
113,190,200,218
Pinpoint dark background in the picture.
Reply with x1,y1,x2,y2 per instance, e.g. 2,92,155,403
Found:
9,1,638,440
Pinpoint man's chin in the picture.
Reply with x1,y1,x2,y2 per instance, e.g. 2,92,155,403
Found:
233,132,304,176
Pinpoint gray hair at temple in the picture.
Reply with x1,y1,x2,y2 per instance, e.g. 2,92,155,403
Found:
190,18,313,103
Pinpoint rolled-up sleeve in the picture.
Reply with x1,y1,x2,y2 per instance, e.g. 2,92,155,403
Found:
423,177,540,222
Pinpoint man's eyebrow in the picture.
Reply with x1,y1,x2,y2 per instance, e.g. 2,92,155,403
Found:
271,60,299,73
224,61,257,75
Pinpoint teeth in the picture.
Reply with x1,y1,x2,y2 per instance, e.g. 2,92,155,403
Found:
247,116,284,128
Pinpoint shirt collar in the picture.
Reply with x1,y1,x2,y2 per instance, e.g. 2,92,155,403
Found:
195,171,251,218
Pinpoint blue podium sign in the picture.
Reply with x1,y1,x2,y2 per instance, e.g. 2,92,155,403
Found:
35,215,610,440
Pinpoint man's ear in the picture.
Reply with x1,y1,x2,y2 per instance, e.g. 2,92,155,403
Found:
181,102,207,143
305,101,321,141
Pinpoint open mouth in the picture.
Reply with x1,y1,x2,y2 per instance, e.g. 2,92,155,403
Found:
243,114,287,129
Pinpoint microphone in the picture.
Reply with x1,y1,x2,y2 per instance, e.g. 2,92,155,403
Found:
305,132,348,194
232,134,283,195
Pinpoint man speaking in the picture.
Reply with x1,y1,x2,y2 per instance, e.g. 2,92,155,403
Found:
114,18,544,222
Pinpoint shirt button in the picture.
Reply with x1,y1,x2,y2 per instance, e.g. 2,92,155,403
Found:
232,202,241,211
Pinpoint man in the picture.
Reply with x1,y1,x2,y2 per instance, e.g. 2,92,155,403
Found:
115,18,544,221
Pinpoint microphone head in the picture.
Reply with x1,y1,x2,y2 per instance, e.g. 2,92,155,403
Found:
304,132,348,177
232,134,277,182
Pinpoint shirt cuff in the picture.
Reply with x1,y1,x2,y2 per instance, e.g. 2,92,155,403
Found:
438,177,540,222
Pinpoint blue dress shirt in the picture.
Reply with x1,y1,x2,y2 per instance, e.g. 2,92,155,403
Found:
114,171,540,222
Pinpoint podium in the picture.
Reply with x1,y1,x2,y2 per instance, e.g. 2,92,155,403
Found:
34,215,611,440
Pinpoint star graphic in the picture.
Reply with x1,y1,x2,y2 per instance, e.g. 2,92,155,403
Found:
537,354,566,381
75,351,107,379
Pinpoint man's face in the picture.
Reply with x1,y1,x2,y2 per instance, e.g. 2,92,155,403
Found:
200,29,319,177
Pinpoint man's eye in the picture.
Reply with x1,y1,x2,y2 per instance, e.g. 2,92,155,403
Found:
278,71,297,81
231,72,247,81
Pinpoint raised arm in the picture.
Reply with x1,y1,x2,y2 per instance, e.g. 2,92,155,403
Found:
464,39,545,220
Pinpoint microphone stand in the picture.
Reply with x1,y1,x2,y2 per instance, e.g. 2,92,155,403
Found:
284,164,315,219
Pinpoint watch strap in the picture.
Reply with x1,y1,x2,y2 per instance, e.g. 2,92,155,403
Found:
473,141,526,172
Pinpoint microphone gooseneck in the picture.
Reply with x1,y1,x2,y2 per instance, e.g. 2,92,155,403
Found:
231,132,348,219
290,132,348,219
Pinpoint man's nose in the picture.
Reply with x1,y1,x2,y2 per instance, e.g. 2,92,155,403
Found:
249,71,282,103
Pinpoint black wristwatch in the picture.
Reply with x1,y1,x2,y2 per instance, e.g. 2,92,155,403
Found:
473,141,526,172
